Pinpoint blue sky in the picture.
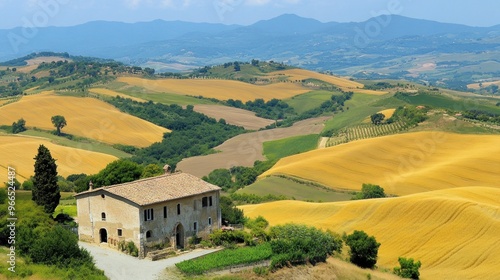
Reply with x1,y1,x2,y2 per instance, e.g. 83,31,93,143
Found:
0,0,498,29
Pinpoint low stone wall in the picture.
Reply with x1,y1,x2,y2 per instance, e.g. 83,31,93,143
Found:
146,248,176,261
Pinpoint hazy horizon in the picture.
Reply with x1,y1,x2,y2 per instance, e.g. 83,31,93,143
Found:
0,0,498,30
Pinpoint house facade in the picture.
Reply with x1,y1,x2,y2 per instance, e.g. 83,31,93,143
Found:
75,171,221,258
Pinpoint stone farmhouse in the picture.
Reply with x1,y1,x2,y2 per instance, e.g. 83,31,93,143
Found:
75,167,221,258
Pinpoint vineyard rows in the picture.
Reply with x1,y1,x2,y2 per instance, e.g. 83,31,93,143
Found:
326,121,408,147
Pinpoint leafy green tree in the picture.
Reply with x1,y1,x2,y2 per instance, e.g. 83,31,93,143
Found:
33,145,60,214
353,183,386,200
21,177,34,190
394,257,422,279
203,169,233,191
220,196,245,225
345,230,381,269
91,159,144,188
370,113,385,125
12,118,26,133
141,163,164,178
51,115,67,135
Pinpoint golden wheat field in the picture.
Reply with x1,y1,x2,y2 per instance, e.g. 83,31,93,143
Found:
89,88,147,102
261,131,500,196
378,108,396,119
117,76,309,102
270,69,388,95
467,80,500,90
0,91,168,147
0,135,117,180
240,186,500,280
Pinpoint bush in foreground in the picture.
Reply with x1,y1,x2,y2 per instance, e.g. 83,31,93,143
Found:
269,224,342,269
394,257,421,279
345,230,380,269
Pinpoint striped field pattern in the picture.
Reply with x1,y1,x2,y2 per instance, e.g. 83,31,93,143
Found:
261,131,500,196
240,187,500,280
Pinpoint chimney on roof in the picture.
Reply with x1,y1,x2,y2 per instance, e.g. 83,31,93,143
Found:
163,164,171,174
89,181,93,191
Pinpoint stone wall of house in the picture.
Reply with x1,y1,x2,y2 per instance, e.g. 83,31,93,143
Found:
139,190,221,257
76,190,141,250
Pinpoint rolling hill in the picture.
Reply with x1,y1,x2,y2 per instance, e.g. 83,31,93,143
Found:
260,131,500,196
0,135,117,181
240,187,500,280
117,76,309,102
0,91,169,147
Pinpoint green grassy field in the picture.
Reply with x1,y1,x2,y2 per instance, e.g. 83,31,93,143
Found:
176,244,272,275
263,134,319,161
20,129,132,158
238,176,353,202
285,90,341,114
17,190,77,219
54,193,77,217
323,93,388,133
398,92,500,114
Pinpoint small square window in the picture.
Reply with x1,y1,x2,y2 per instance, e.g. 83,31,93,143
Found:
117,229,122,237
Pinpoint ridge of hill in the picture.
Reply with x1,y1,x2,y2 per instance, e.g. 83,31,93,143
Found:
1,15,499,89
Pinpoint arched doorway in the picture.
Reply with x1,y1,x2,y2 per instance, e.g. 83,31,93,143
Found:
175,223,184,249
99,228,107,243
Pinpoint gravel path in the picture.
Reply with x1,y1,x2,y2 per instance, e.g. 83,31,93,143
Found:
79,242,220,280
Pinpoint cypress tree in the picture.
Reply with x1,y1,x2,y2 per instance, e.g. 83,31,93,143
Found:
32,145,60,214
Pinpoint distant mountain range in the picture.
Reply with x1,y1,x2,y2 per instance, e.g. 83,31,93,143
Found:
1,14,499,88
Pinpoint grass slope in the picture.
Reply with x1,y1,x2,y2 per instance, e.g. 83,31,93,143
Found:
240,187,500,280
285,90,341,114
238,176,353,202
322,93,394,133
117,77,309,102
0,91,168,147
263,134,319,161
0,135,117,180
261,131,500,196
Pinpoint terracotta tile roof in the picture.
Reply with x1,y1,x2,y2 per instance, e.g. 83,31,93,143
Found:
75,172,220,206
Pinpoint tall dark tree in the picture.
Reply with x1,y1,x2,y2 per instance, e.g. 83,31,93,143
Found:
32,145,60,214
51,115,67,135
